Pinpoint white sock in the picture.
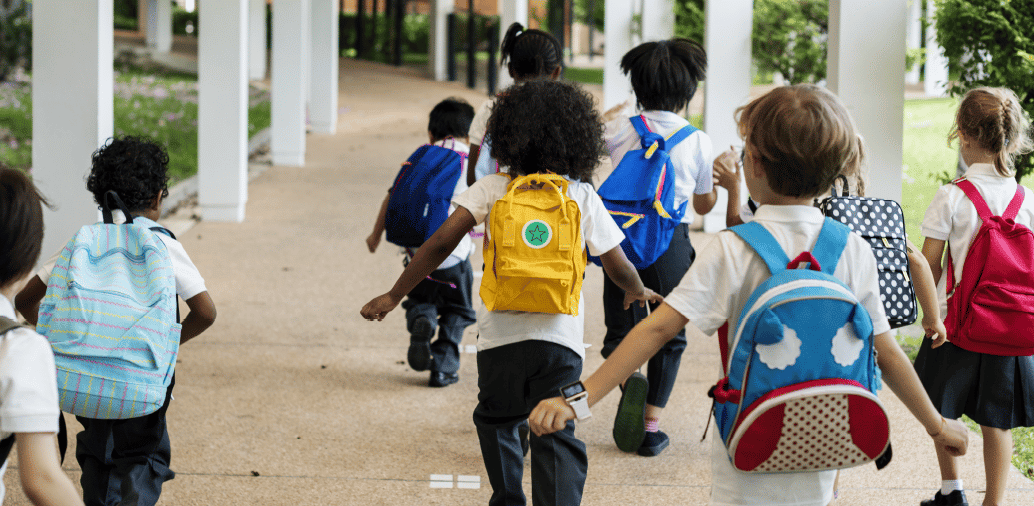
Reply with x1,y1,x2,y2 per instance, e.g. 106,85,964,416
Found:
940,480,963,495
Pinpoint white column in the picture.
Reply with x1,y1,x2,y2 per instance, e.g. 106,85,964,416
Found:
428,0,454,81
249,0,268,80
310,0,339,134
828,0,906,203
641,0,674,42
153,0,173,52
905,0,922,84
497,0,528,90
272,0,309,166
702,0,753,233
32,0,113,260
924,0,949,97
198,0,249,222
603,0,635,109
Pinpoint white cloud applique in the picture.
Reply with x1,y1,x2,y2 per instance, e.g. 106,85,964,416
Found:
831,323,864,367
756,325,802,370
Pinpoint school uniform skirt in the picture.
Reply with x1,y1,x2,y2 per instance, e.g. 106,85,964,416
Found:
913,339,1034,430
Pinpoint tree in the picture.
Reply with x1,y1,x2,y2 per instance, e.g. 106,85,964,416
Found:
674,0,704,43
752,0,828,84
0,0,31,82
935,0,1034,180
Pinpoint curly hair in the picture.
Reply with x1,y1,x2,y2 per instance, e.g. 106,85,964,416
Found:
486,80,604,182
86,136,170,213
0,165,51,287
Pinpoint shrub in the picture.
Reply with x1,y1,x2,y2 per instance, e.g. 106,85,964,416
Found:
752,0,828,84
0,0,31,82
675,0,705,43
935,0,1034,180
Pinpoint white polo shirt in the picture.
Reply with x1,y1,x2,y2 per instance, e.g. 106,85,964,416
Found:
663,204,890,506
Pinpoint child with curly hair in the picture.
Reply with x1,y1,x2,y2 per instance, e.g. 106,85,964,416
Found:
362,80,662,506
16,136,216,506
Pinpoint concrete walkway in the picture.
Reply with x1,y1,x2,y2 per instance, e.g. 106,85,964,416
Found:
5,59,1031,505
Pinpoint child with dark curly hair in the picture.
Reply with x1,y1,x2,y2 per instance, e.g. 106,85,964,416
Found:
16,136,216,506
600,38,718,457
363,80,662,506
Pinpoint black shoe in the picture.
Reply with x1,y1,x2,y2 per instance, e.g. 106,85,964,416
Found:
518,422,530,457
428,371,459,387
637,430,670,457
613,372,648,453
408,317,435,372
920,490,968,506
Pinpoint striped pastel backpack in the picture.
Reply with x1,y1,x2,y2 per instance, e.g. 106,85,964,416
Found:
37,191,180,419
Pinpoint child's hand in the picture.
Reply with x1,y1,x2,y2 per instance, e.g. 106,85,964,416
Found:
366,232,381,253
923,314,948,348
528,396,576,436
623,287,664,310
931,417,969,457
712,146,740,190
361,293,402,321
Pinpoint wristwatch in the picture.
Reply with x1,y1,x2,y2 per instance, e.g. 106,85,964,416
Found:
560,381,592,422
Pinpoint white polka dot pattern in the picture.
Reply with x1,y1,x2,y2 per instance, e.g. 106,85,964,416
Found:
753,394,870,473
819,195,917,328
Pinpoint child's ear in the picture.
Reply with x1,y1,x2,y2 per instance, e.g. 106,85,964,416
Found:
151,194,163,211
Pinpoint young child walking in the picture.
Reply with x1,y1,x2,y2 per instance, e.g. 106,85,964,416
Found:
0,165,83,506
16,137,217,506
529,84,970,506
914,87,1034,506
599,38,717,457
466,22,563,186
367,97,477,387
362,80,662,506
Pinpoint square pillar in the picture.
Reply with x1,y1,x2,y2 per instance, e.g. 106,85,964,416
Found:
310,0,339,134
641,0,674,42
905,0,922,84
829,0,906,203
497,0,528,90
428,0,454,81
603,0,635,109
249,0,268,81
32,0,113,260
272,0,309,166
924,0,949,97
198,0,249,222
153,0,173,53
702,0,753,233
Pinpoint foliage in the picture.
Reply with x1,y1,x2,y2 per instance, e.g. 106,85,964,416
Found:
172,7,198,36
113,0,137,30
934,0,1034,181
341,12,435,58
674,0,705,44
752,0,828,84
573,0,604,33
0,0,32,82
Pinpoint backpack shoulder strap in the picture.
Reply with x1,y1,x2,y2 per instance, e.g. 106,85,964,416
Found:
955,178,994,221
1004,184,1025,221
730,222,789,275
629,115,650,138
150,226,176,240
663,124,698,149
810,218,850,275
0,316,22,335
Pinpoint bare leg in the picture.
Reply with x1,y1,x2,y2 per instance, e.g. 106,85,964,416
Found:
935,440,960,480
981,425,1012,506
645,404,663,420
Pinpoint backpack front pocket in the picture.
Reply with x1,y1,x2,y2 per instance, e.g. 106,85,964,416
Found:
960,285,1034,353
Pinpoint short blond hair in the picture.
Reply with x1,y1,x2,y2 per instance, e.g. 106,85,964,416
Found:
736,84,863,198
950,86,1033,177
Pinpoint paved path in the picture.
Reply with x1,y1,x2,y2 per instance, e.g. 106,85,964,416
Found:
5,59,1030,505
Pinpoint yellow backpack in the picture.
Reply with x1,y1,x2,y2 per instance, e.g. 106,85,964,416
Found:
482,173,586,315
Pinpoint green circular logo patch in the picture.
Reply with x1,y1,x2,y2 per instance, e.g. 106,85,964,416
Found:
522,220,553,249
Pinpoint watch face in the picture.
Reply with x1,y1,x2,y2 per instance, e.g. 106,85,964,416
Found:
561,382,585,398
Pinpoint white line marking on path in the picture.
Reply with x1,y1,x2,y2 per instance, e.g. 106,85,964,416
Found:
429,474,453,489
457,475,482,489
465,345,477,354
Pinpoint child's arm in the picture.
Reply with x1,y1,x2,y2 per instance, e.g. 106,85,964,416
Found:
466,145,482,187
921,237,946,287
906,239,946,347
693,188,718,217
597,246,664,308
14,275,47,325
529,303,689,435
712,146,743,227
15,432,84,506
367,192,391,253
873,330,968,457
180,291,216,344
361,206,477,321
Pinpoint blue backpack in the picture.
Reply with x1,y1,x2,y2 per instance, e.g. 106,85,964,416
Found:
596,116,695,269
708,220,891,473
385,144,465,248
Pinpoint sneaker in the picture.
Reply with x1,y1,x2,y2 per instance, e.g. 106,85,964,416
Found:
408,316,435,372
428,371,459,387
920,490,968,506
613,372,649,453
637,430,670,457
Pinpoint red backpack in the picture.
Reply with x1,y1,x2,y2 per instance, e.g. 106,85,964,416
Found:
944,178,1034,356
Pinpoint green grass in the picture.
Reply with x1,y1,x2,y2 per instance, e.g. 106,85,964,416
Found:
565,67,603,85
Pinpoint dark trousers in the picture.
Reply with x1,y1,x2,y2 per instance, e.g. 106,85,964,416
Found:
401,259,476,374
473,341,587,506
602,223,694,408
76,379,175,506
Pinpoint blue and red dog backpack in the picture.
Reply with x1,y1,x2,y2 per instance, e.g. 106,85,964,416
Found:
708,219,891,473
595,116,695,269
385,144,466,248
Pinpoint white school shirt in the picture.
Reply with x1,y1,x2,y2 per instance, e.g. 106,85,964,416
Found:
468,99,494,147
663,205,890,506
0,295,61,505
402,138,474,270
452,173,625,358
921,162,1034,315
605,110,715,225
